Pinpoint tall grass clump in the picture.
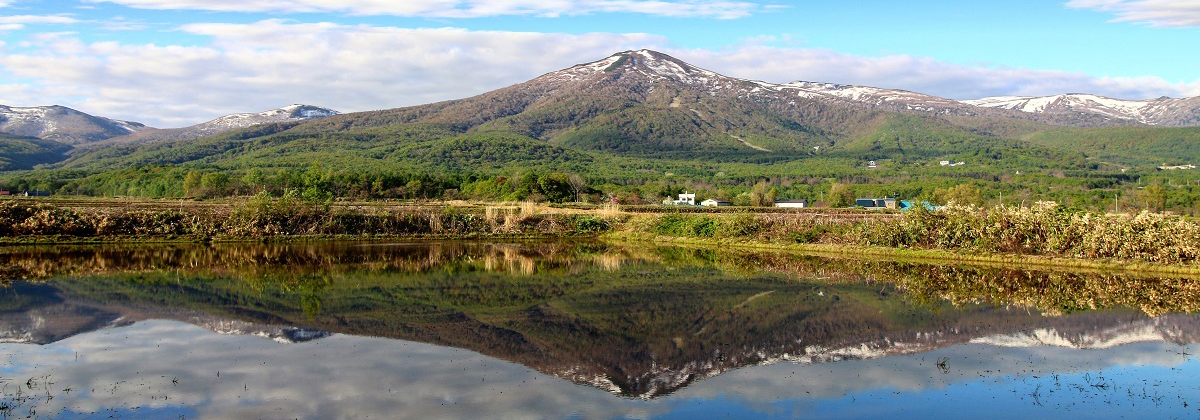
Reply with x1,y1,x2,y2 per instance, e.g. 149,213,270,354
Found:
860,202,1200,265
642,212,854,243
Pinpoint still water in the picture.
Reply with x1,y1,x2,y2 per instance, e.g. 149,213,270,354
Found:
1,241,1198,419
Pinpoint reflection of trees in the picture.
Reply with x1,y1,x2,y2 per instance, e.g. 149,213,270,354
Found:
650,246,1200,317
0,241,656,284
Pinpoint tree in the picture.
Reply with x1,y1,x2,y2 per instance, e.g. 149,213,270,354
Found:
1141,184,1168,212
199,172,231,197
183,170,203,197
936,184,984,206
537,173,574,203
747,180,777,207
825,182,853,208
567,173,588,203
243,168,267,194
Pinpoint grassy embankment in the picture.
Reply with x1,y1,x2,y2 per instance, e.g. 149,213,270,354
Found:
3,197,1199,273
0,197,616,243
613,202,1200,273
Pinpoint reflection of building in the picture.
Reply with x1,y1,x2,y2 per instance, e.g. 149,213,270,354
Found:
774,199,808,208
701,198,731,207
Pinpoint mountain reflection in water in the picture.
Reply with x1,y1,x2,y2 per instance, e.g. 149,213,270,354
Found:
2,241,1199,419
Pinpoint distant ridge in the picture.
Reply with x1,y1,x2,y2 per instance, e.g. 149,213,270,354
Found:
0,104,149,145
964,94,1200,127
87,104,340,148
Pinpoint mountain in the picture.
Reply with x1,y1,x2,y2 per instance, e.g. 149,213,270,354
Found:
86,104,339,148
58,50,1094,173
965,94,1200,127
0,104,149,145
21,49,1200,179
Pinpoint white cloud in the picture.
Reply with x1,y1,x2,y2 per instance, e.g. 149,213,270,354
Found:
0,21,665,126
1067,0,1200,27
0,15,82,24
0,21,1195,128
82,0,773,18
0,23,22,31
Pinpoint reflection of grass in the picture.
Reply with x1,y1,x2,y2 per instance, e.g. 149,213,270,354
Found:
611,233,1200,276
12,240,1200,319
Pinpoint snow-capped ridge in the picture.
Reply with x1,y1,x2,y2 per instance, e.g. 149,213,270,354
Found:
545,49,1200,127
206,104,339,128
82,104,341,148
963,93,1199,126
0,104,150,144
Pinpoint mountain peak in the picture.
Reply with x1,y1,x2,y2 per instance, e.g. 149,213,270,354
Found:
537,49,727,90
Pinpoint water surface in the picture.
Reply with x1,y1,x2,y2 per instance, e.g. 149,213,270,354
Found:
2,241,1198,419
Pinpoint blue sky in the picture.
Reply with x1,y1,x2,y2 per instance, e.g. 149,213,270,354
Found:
0,0,1196,127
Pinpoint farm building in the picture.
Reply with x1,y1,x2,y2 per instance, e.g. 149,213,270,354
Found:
662,192,697,206
774,199,808,208
856,198,897,209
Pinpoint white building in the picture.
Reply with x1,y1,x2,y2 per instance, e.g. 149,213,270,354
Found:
774,199,808,208
701,198,732,207
664,192,696,205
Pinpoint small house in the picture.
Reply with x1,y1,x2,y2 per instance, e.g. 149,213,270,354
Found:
664,192,697,206
774,199,808,208
701,198,732,207
856,198,897,210
23,191,51,197
0,191,9,196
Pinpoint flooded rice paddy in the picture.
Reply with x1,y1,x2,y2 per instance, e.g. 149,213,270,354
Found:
1,241,1198,419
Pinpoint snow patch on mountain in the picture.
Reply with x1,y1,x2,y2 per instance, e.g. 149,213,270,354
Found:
969,322,1186,349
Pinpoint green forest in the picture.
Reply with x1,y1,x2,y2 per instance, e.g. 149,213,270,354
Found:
5,74,1200,214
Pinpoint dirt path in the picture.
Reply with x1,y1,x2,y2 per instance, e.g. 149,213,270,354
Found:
731,135,772,152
